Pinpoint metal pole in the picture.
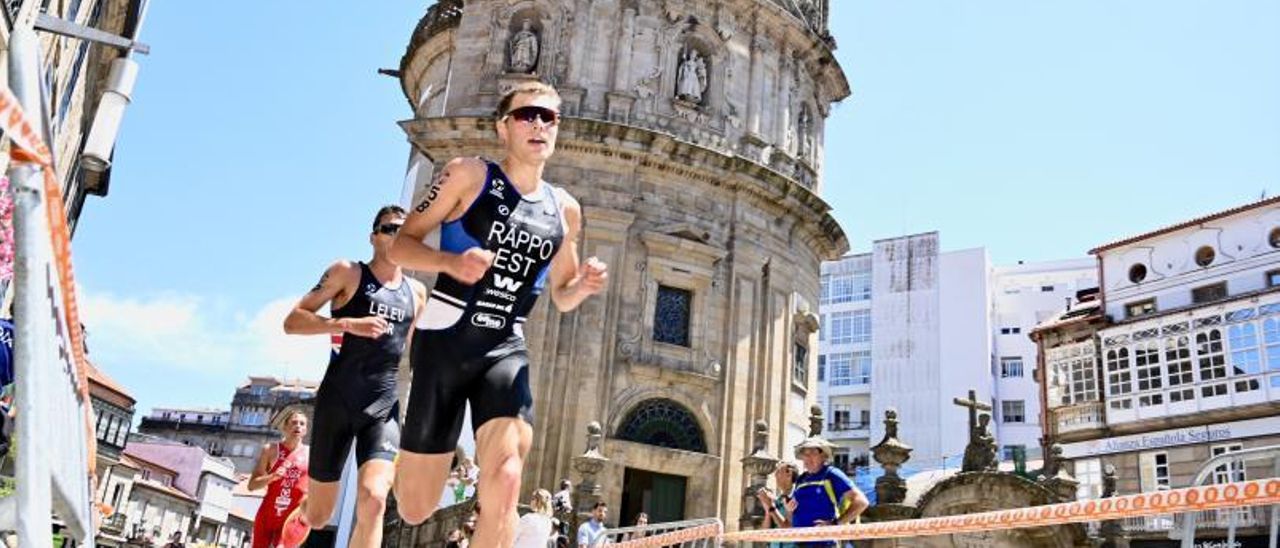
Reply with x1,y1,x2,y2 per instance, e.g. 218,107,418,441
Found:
9,20,56,548
1270,459,1279,548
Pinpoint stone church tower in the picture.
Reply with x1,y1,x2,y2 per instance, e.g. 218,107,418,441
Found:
398,0,848,527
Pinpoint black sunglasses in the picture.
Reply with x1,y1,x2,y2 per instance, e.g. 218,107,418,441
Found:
375,223,402,235
504,105,559,126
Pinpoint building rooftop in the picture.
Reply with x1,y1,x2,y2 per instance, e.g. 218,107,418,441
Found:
1089,195,1280,255
86,360,134,406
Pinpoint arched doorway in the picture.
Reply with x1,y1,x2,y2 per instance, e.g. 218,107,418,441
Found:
615,399,707,525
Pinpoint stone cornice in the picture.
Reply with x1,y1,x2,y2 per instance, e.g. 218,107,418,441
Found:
399,115,850,260
641,231,729,267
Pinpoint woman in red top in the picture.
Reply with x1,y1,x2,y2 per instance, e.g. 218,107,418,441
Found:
250,409,311,548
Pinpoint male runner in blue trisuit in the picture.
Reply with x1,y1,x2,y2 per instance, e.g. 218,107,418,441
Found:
389,81,608,547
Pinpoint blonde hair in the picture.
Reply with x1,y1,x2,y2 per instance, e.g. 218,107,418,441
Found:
271,406,308,431
496,81,561,117
529,489,553,516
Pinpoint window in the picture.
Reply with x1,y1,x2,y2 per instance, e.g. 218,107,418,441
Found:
1265,319,1280,371
1211,445,1245,484
793,343,809,387
1075,458,1103,499
1138,393,1164,406
1041,285,1055,293
1194,246,1216,268
1106,348,1133,396
851,271,872,302
829,311,870,345
1126,299,1157,319
1192,282,1228,304
1129,264,1148,284
1134,342,1162,391
1268,270,1280,288
817,355,826,382
1271,228,1280,249
821,273,869,305
1000,327,1022,335
832,404,852,430
850,310,871,343
1197,329,1227,381
1000,357,1024,378
1169,388,1195,402
1056,355,1099,405
57,40,90,127
819,314,826,341
115,420,129,446
827,352,853,386
653,285,692,346
833,450,851,470
106,416,121,445
1165,336,1195,386
1139,452,1171,492
1202,383,1228,398
852,350,872,384
1228,324,1261,376
1001,400,1025,423
1110,398,1133,410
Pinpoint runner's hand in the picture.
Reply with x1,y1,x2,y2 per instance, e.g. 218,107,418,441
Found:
451,248,495,284
340,316,390,338
577,257,608,295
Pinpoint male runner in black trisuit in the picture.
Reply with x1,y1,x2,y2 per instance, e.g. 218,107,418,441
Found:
279,205,426,548
389,81,608,547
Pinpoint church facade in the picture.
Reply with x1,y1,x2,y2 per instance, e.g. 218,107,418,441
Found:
397,0,847,527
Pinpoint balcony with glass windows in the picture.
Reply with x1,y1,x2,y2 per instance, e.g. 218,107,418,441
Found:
1097,305,1280,428
1052,401,1107,435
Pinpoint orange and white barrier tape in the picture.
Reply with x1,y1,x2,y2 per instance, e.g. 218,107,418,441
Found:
0,87,98,472
612,522,724,547
721,478,1280,543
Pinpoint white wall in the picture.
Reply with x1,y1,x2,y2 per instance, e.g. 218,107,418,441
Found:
938,247,994,470
870,234,944,468
991,258,1097,459
1100,204,1280,320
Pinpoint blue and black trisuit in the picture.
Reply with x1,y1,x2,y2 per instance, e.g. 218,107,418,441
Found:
402,159,565,454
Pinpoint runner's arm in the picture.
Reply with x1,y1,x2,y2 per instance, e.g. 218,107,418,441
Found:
548,192,607,312
282,261,376,336
247,443,280,491
390,157,487,278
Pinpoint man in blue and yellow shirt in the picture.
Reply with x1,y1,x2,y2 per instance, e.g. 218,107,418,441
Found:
791,437,870,547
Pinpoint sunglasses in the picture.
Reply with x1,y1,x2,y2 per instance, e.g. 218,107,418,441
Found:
503,105,560,126
375,223,402,235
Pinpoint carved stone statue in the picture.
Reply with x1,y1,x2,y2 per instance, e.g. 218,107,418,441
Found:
797,106,814,159
508,20,539,73
677,48,708,103
585,421,603,457
961,413,998,473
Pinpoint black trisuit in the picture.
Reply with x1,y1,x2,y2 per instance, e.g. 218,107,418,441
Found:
402,159,565,454
309,262,415,482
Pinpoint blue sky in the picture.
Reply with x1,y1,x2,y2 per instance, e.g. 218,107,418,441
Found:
71,1,1279,418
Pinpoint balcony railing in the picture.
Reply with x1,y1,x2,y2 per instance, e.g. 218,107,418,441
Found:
100,513,127,533
1119,507,1271,534
828,421,871,432
1051,402,1106,434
